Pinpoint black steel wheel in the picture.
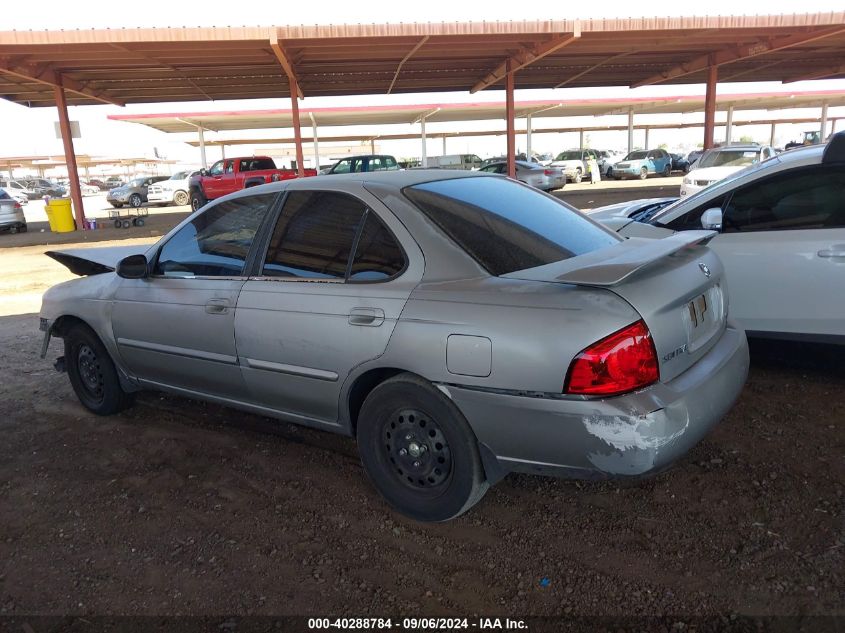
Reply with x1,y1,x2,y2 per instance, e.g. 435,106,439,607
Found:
121,219,131,229
113,219,122,229
65,323,133,415
133,217,145,227
190,190,207,212
357,373,488,522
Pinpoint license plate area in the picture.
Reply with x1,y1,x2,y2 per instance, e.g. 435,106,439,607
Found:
683,284,725,352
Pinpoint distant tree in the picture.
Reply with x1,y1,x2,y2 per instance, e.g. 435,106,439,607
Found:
739,134,755,143
658,143,669,150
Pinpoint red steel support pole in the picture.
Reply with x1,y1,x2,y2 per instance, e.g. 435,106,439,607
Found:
54,83,85,230
506,60,516,179
703,61,718,150
290,76,305,177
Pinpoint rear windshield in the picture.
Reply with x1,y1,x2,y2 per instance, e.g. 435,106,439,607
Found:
404,177,617,276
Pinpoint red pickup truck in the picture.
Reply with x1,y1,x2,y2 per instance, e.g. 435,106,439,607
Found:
189,156,316,210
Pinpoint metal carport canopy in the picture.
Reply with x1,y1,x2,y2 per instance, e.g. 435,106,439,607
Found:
105,92,845,133
2,15,845,107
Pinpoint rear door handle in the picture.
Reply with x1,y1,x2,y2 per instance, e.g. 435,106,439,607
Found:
205,298,231,314
348,307,385,327
817,247,845,258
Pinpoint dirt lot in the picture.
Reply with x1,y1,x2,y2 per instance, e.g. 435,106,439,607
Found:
0,235,843,627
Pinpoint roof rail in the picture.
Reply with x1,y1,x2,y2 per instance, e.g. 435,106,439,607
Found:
822,131,845,164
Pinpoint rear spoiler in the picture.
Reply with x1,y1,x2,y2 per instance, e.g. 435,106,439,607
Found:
503,230,717,287
46,245,149,276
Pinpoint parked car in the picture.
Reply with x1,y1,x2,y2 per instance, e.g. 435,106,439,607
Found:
87,179,108,191
687,149,705,167
1,186,29,205
596,149,624,176
480,153,546,169
0,189,27,233
1,179,41,200
321,155,400,175
477,160,565,192
80,182,100,196
670,153,691,173
40,170,748,521
549,148,600,183
147,170,199,207
590,131,845,343
25,178,67,198
190,157,316,211
608,149,673,180
424,154,482,170
104,177,125,189
681,144,776,197
107,176,170,208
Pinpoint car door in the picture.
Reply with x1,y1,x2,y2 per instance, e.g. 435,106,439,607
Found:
111,192,279,399
704,164,845,337
203,160,228,198
234,184,422,426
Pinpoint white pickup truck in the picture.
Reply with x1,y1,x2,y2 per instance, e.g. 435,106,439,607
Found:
146,169,199,206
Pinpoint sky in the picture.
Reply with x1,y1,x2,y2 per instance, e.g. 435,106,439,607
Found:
3,1,845,175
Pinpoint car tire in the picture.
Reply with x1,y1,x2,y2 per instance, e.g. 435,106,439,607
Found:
639,167,648,180
190,190,207,212
128,194,143,208
357,373,489,522
110,203,123,209
19,224,27,233
572,169,582,184
65,323,133,416
133,217,145,227
662,164,671,177
113,219,122,229
121,219,132,229
173,190,189,206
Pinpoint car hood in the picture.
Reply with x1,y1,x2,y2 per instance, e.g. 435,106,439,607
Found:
686,166,743,181
46,245,150,276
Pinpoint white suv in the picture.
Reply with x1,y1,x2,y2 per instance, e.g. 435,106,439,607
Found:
147,170,199,206
681,144,776,197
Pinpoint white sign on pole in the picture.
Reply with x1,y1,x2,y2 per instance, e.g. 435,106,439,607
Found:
54,121,81,139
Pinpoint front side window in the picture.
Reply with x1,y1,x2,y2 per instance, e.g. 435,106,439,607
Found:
404,176,618,276
262,191,367,279
208,161,224,176
349,212,405,281
331,159,351,174
154,194,275,277
722,166,845,233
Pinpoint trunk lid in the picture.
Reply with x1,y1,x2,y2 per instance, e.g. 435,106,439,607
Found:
503,232,728,382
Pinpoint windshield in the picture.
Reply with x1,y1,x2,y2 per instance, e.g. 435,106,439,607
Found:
129,178,147,187
624,151,648,160
698,149,760,169
650,156,783,225
404,176,617,276
554,151,582,161
170,171,190,180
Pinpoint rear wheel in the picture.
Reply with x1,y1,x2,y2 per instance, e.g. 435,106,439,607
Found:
357,373,488,522
572,169,583,184
639,167,648,180
64,323,133,415
173,190,189,206
662,163,671,177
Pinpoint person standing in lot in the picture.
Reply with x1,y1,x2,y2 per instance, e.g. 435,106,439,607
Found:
588,156,601,184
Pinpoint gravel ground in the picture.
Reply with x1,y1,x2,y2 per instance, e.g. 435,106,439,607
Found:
0,236,842,629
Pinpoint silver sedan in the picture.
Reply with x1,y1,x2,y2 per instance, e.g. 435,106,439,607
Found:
40,171,748,522
477,160,566,191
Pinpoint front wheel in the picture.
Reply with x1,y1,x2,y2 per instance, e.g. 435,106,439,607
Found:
662,164,671,177
173,190,189,206
190,190,207,212
639,167,648,180
128,194,143,208
572,169,582,184
64,323,133,415
357,373,488,522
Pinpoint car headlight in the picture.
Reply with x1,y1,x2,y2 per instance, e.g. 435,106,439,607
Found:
683,177,692,185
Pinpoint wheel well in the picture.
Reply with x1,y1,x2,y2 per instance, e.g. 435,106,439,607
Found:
243,178,264,188
347,367,405,433
51,315,89,338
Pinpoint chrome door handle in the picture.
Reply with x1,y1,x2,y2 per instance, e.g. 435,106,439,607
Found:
348,307,385,326
205,298,230,314
818,248,845,258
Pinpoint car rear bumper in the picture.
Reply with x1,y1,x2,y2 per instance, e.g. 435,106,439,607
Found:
445,322,749,480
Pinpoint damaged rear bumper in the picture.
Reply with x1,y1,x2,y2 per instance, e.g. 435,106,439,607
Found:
446,323,749,479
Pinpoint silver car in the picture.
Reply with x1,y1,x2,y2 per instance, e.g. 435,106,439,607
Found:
0,189,27,233
477,160,566,192
39,171,748,521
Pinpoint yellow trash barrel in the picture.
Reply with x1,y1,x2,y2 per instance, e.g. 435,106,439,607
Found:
45,198,76,233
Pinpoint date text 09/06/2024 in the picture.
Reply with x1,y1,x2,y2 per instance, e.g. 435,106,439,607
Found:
307,618,528,630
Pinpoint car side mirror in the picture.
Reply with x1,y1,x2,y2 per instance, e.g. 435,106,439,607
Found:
116,254,149,279
199,168,208,177
701,208,723,231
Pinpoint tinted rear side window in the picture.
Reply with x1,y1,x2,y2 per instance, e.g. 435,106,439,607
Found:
349,212,405,281
263,190,366,279
404,177,617,275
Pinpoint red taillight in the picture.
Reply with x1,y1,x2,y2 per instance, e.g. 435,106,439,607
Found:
13,202,22,210
544,169,555,176
564,320,659,396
